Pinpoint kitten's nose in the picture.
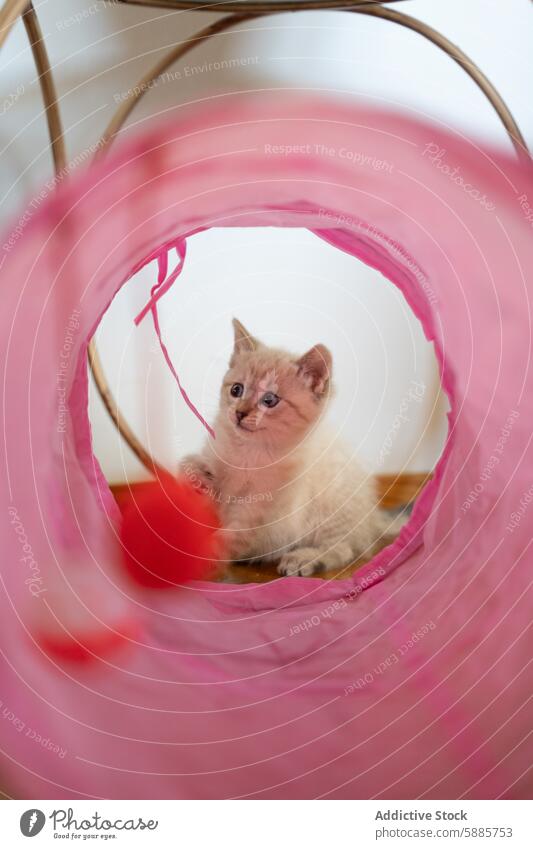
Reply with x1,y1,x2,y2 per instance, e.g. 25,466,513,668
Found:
236,410,246,424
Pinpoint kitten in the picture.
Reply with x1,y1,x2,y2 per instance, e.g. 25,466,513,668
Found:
179,318,396,576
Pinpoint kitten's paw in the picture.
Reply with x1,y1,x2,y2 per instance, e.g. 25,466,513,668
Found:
277,549,323,577
179,454,215,494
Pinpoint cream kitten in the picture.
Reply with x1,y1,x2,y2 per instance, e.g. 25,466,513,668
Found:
179,319,395,577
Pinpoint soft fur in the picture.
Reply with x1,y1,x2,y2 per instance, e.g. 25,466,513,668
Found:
179,319,395,576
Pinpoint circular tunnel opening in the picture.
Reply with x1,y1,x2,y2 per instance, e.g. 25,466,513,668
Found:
89,225,450,585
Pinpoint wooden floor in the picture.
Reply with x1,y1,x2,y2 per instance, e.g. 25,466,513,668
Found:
111,472,430,583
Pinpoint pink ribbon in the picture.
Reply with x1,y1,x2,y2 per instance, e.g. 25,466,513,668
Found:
134,240,215,439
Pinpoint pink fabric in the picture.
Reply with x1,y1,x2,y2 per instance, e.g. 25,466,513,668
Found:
0,94,532,800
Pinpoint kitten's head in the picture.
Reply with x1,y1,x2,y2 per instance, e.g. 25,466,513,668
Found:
216,318,332,451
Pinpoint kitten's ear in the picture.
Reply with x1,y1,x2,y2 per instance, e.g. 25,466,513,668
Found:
296,344,332,396
231,318,261,362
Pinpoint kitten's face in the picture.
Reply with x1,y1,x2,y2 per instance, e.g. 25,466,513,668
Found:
216,319,332,452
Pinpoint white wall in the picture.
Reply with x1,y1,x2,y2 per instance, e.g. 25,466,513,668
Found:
1,0,531,482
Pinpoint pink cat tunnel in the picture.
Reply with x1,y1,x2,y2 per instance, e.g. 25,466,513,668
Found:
1,94,532,799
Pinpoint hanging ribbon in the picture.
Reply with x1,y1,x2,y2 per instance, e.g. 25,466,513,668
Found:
134,239,215,439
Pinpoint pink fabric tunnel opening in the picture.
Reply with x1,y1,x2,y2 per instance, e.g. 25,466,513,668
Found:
0,94,532,800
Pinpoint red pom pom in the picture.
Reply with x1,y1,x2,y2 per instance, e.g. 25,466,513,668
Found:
38,618,140,664
119,476,221,588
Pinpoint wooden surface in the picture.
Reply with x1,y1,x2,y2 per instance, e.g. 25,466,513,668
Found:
111,472,430,583
374,472,430,510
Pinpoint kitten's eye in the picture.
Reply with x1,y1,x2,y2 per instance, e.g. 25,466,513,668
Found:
261,392,280,408
230,383,244,398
